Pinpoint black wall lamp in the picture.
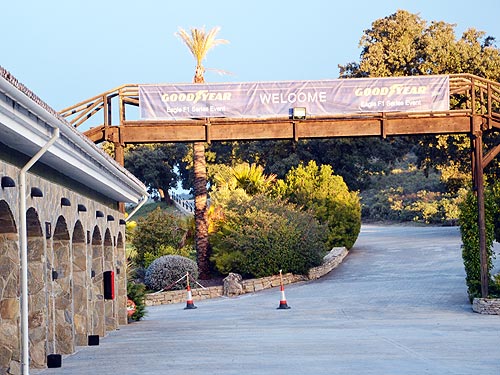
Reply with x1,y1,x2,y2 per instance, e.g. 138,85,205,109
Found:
107,215,115,222
77,204,87,212
30,187,43,198
1,176,16,188
96,210,104,218
61,197,71,207
119,219,126,225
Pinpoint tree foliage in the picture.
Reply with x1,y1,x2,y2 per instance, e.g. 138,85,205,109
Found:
340,10,500,79
339,9,500,188
210,194,326,278
274,161,361,249
131,208,187,267
127,282,147,321
459,186,497,300
124,144,188,200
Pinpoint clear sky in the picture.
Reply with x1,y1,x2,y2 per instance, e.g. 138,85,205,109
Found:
2,0,499,114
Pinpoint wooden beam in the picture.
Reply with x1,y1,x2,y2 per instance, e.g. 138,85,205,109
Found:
115,115,474,143
483,143,500,168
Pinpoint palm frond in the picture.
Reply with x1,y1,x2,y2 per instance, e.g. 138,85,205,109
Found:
175,26,229,66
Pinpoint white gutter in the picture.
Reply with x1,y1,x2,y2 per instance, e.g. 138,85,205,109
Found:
125,194,148,222
19,128,60,375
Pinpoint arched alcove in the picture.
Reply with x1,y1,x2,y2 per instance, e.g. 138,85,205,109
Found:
103,229,117,331
0,200,20,373
0,200,17,234
51,216,74,355
91,226,104,337
116,231,127,325
72,221,88,346
25,207,47,368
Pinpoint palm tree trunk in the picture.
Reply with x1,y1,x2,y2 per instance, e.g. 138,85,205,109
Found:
193,141,210,279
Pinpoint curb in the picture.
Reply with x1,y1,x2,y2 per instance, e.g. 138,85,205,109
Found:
145,247,348,306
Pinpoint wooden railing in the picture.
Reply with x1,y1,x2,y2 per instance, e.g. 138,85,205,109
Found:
59,74,500,132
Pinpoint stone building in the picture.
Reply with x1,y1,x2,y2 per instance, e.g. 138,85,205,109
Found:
0,66,148,374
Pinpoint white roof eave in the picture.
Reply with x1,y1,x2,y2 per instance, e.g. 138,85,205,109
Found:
0,72,148,203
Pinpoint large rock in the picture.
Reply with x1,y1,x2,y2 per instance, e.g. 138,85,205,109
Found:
223,273,243,297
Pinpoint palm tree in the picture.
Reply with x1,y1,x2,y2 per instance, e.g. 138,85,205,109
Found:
176,26,228,279
214,163,277,196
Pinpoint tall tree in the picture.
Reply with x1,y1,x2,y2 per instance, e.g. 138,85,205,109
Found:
124,144,186,201
339,10,500,187
176,26,229,279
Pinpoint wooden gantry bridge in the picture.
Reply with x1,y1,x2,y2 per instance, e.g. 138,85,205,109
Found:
59,73,500,297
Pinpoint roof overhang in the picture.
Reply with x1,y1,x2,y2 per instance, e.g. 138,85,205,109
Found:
0,69,148,204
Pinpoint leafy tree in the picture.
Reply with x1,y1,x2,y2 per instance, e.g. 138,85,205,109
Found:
274,161,361,249
176,26,229,279
124,144,185,201
210,194,326,278
339,9,500,188
208,138,408,192
131,207,186,267
459,186,497,300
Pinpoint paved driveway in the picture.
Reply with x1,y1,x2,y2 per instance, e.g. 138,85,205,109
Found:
37,225,500,375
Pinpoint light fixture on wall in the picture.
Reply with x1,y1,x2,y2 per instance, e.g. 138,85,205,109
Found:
291,107,307,120
30,187,43,198
1,176,16,188
107,215,115,222
61,197,71,207
45,222,52,239
119,219,126,225
96,210,104,218
77,204,87,212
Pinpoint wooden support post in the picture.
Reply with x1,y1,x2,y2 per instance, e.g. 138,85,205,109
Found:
293,121,299,142
114,142,125,166
381,113,387,139
472,126,489,298
114,142,126,214
205,118,211,144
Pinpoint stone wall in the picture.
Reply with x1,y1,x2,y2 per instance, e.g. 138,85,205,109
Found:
0,160,127,374
146,247,347,307
307,247,348,280
472,298,500,314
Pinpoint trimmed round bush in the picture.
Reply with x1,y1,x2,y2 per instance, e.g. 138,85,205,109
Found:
144,255,199,291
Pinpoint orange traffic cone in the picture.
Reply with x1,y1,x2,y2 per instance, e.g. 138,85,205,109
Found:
184,273,197,310
277,270,291,309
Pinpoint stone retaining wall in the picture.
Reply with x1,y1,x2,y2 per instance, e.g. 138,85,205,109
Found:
472,298,500,315
307,247,348,280
145,247,347,307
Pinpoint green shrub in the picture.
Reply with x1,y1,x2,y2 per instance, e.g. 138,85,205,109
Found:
459,187,497,300
143,244,196,269
144,255,199,291
274,161,361,249
493,182,500,243
362,187,465,225
132,208,186,267
210,194,327,278
127,282,147,321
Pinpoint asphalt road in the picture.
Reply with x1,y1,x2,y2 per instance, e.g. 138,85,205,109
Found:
36,225,500,375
